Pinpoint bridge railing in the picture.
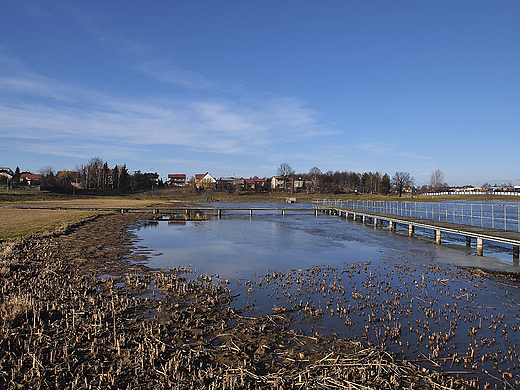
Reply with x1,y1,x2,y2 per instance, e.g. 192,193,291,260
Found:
313,199,520,232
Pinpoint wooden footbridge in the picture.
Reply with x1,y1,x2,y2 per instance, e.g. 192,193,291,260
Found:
313,204,520,260
4,203,520,260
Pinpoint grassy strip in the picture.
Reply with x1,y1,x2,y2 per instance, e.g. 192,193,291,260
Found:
0,209,108,241
0,196,168,241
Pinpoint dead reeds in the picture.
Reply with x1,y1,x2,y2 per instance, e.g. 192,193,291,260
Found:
0,213,486,389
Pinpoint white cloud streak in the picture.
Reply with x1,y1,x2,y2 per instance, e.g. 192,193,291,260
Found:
0,53,333,162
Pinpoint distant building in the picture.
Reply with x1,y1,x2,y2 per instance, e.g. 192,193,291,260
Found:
243,177,266,190
19,173,42,186
270,176,285,190
219,177,237,191
293,177,305,192
0,167,14,178
195,172,216,189
0,167,14,188
167,174,186,187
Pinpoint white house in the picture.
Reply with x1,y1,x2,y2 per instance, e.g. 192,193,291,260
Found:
195,172,217,189
270,176,285,190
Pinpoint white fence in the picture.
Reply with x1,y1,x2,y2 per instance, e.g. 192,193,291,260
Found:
314,199,520,232
423,191,520,196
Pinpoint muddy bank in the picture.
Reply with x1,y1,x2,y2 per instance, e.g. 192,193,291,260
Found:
0,213,476,389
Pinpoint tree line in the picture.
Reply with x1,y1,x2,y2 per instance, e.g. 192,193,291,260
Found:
7,156,448,196
34,157,160,192
277,164,423,196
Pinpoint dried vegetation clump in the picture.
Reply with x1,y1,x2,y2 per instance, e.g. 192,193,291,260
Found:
0,213,474,389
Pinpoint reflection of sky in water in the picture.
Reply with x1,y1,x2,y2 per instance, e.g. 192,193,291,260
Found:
133,209,520,384
135,216,382,279
134,213,520,280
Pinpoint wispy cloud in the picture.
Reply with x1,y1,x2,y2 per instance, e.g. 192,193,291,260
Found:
136,60,217,89
0,51,332,163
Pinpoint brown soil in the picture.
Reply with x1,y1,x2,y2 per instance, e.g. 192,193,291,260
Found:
0,213,474,389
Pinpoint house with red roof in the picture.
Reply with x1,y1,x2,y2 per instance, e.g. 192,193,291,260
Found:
167,174,186,187
20,173,42,186
243,177,266,190
194,172,216,189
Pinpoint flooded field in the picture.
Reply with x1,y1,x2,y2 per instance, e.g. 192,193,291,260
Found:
134,202,520,387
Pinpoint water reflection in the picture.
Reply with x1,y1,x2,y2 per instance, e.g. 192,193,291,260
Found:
133,210,520,383
136,215,380,279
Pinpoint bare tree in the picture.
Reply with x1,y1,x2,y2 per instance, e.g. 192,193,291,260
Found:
277,163,295,191
430,169,445,191
308,166,322,193
38,166,56,187
277,163,295,178
392,171,415,197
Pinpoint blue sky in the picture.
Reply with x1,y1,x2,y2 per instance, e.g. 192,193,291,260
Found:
1,1,519,186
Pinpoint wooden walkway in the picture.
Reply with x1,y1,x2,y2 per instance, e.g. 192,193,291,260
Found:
315,205,520,259
0,205,316,217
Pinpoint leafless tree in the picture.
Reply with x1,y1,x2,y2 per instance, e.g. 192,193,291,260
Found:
308,167,322,193
277,163,295,191
277,163,295,178
392,171,415,197
38,166,56,187
430,169,445,191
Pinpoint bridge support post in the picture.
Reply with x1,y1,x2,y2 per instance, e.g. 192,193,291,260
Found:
408,225,414,236
466,236,471,247
362,216,366,224
250,210,253,216
373,218,378,228
218,209,222,218
388,221,393,230
513,245,519,260
435,230,441,244
282,209,285,216
315,210,318,217
477,238,484,256
353,213,356,221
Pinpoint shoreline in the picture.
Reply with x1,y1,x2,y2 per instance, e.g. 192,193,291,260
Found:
0,212,484,388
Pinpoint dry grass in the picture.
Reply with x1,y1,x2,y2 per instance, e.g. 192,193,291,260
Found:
3,197,160,209
0,209,105,240
0,295,31,326
0,198,162,241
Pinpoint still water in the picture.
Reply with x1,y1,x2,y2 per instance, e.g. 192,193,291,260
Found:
136,202,519,276
133,202,520,383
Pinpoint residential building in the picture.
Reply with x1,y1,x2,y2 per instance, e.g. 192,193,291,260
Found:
195,172,216,189
20,173,42,186
219,177,237,191
0,167,14,188
167,174,187,187
270,176,285,190
0,167,14,178
243,177,266,190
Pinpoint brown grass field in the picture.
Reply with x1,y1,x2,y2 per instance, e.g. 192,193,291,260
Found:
0,197,159,241
0,209,105,240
